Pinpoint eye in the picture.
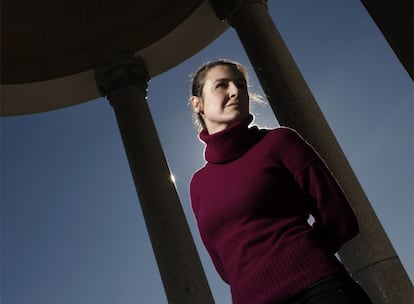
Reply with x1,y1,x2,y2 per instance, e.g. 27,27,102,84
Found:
215,82,228,89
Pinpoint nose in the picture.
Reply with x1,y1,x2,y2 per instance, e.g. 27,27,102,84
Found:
228,82,239,98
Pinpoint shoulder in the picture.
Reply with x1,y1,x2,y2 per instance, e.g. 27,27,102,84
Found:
189,165,210,197
263,126,320,168
244,125,309,156
261,126,308,149
267,126,303,138
189,170,202,211
190,167,204,191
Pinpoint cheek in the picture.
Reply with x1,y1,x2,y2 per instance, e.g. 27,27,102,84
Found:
203,95,221,111
203,102,220,116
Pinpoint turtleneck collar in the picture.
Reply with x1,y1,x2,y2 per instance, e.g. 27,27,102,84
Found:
199,115,264,163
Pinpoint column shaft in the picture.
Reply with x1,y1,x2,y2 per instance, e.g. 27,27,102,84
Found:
361,0,413,80
95,56,214,304
209,1,413,303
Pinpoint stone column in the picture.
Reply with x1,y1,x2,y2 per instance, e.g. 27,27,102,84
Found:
208,1,413,303
360,1,413,80
95,55,214,304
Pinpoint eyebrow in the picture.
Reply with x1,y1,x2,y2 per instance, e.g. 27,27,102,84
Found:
213,77,246,83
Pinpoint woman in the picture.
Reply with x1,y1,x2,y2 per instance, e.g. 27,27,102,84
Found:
189,59,373,304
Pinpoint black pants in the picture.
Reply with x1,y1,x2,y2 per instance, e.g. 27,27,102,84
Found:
291,272,373,304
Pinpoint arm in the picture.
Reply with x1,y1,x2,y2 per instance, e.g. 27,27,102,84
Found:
277,128,359,253
298,158,359,253
190,176,229,283
198,225,229,283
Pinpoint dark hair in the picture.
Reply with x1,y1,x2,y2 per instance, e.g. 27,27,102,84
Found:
190,60,250,130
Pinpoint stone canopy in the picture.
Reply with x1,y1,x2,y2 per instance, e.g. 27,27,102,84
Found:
0,0,228,116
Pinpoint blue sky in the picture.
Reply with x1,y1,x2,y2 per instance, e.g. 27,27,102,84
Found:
1,1,413,303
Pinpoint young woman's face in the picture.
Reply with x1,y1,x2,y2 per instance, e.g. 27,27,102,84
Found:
191,65,250,134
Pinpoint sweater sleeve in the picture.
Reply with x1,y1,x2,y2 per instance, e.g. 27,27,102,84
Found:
277,128,359,253
198,225,229,283
190,176,229,283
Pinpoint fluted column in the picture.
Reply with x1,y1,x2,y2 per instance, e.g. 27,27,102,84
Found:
208,1,413,303
95,55,214,304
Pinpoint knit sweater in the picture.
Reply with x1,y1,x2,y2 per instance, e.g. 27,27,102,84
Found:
190,116,359,304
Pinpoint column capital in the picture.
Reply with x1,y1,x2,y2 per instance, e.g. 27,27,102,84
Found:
208,0,267,23
94,55,149,99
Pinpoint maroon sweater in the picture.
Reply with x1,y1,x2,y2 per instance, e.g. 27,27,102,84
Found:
190,116,359,303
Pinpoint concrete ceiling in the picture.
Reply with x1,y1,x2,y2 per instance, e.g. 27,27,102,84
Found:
0,0,228,116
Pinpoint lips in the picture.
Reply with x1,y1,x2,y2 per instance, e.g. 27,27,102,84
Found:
226,100,239,107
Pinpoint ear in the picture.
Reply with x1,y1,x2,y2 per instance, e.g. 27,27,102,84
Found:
190,96,203,114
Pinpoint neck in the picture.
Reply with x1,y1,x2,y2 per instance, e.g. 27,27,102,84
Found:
205,117,247,135
199,115,264,163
